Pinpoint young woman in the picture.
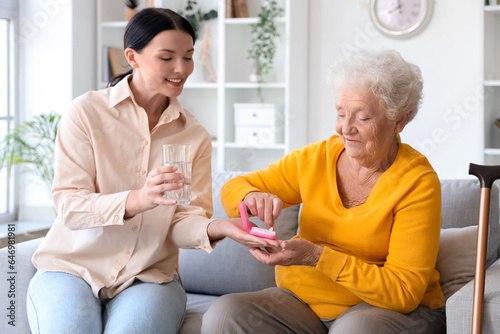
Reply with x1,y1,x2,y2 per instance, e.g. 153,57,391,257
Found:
26,8,278,334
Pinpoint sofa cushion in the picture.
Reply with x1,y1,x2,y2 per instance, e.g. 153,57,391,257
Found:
440,179,500,268
178,293,218,334
436,226,477,300
446,258,500,334
0,237,42,334
178,171,300,296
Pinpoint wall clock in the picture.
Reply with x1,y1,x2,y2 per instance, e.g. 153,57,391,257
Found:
370,0,434,38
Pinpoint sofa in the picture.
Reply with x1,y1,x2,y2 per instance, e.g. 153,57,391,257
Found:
1,171,500,334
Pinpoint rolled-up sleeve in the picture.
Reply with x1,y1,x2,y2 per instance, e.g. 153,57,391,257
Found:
52,103,132,230
170,133,216,252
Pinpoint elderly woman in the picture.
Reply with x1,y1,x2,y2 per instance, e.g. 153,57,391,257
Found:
201,49,446,333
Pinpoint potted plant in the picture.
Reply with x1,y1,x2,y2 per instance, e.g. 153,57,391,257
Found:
180,0,218,40
248,0,284,89
125,0,139,21
0,113,61,192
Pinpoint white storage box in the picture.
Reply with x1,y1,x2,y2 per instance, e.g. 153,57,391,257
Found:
234,103,283,146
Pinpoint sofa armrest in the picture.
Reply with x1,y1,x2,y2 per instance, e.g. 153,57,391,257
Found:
446,258,500,334
0,238,43,334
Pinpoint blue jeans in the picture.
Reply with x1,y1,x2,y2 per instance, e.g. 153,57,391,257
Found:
27,270,187,334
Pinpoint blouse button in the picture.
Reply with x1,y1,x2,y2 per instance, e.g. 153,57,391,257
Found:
132,225,139,231
110,275,115,281
140,170,146,175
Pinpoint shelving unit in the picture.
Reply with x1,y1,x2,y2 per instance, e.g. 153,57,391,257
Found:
97,0,308,171
483,4,500,164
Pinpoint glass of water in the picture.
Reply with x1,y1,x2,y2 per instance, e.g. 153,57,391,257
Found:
162,144,192,205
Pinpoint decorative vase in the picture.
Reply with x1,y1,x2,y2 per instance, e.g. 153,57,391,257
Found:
125,9,138,21
249,60,260,83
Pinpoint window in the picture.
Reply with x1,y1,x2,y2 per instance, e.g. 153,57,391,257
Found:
0,8,17,223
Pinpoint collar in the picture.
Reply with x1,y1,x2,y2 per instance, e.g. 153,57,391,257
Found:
108,74,134,109
158,96,186,125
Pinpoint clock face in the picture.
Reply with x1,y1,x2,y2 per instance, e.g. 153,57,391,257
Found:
371,0,433,37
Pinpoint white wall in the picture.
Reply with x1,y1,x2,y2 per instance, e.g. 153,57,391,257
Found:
72,0,96,98
15,0,486,219
20,0,71,115
18,0,72,219
307,1,483,180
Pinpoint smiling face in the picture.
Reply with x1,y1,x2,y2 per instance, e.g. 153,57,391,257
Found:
126,29,195,99
335,86,407,166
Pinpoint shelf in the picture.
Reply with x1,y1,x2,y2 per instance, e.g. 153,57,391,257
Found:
225,17,286,25
101,21,128,28
485,148,500,155
184,82,218,89
97,0,308,171
484,4,500,161
225,82,286,89
224,142,286,150
485,80,500,86
485,5,500,13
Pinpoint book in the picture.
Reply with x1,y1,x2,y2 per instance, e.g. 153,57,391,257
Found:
107,47,130,77
495,118,500,128
226,0,234,18
233,0,249,18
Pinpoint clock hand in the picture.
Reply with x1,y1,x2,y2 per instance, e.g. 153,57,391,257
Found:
388,0,402,14
388,4,401,14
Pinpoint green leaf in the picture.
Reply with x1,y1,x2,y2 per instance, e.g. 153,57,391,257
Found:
247,0,283,101
180,0,218,40
0,113,61,191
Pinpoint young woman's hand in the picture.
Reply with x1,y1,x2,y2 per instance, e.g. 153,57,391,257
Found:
125,166,185,218
244,192,283,229
207,218,282,248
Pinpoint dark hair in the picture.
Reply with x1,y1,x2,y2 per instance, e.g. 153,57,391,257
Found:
108,8,196,87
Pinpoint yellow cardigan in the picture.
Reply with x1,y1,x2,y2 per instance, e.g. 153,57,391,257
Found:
221,135,445,319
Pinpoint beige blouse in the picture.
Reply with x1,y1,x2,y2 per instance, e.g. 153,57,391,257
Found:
32,76,215,299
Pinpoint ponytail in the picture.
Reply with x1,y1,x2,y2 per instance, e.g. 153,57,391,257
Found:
107,69,133,88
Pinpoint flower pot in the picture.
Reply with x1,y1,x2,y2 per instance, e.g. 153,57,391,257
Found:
125,9,138,21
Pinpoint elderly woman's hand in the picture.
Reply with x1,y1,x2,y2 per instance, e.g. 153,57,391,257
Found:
244,192,283,229
249,239,324,267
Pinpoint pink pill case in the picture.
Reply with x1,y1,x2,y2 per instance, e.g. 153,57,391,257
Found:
239,201,277,239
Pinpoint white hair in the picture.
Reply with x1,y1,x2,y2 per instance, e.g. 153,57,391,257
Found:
328,49,423,123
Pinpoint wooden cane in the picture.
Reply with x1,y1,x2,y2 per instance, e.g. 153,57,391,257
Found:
468,163,500,334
